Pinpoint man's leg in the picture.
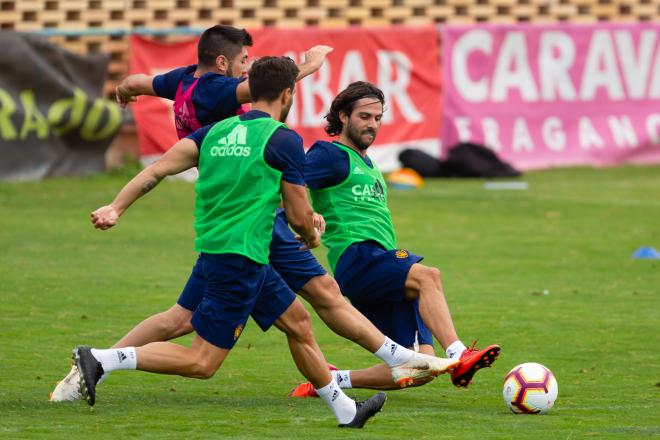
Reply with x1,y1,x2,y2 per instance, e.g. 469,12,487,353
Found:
52,260,203,402
250,265,386,428
113,304,193,348
404,264,459,349
290,275,452,396
296,275,382,352
270,210,382,354
404,263,500,387
271,297,386,427
74,334,229,406
134,334,228,378
297,275,454,388
342,343,437,390
272,298,335,389
111,256,205,348
74,252,259,406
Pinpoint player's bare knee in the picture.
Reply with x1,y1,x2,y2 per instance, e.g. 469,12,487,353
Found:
193,355,218,379
304,275,342,309
172,313,193,332
414,265,440,284
161,306,193,338
427,266,442,283
408,264,438,289
290,309,315,343
177,321,194,337
319,275,342,299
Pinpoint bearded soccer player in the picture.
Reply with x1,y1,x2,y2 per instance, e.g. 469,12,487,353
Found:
53,29,456,403
69,58,390,428
290,82,500,396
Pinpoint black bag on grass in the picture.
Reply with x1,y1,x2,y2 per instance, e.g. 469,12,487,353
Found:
399,143,521,178
398,148,443,177
443,143,521,178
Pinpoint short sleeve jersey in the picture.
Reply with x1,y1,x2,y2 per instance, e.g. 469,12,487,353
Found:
152,65,245,127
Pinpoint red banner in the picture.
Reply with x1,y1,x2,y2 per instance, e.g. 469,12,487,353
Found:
129,28,442,170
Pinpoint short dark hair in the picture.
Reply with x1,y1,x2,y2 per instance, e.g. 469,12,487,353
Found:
197,25,253,67
325,81,385,136
248,56,299,102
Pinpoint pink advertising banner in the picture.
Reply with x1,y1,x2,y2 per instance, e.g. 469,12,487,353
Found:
441,23,660,170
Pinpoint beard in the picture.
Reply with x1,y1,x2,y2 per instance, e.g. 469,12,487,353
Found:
279,99,293,122
347,122,376,151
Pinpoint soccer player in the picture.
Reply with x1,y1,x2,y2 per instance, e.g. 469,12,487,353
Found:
290,81,500,396
114,24,332,134
52,27,456,402
71,57,386,428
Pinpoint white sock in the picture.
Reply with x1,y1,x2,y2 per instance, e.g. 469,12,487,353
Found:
374,336,414,367
446,341,467,359
315,378,357,424
91,347,137,373
332,370,353,389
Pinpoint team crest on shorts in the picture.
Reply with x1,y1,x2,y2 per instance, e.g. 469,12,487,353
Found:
395,249,409,259
234,323,244,340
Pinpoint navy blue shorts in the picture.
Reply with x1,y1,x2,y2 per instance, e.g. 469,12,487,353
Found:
269,208,326,292
178,209,324,334
334,241,433,347
189,253,295,349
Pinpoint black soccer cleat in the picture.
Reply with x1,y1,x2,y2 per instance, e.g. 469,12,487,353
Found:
72,346,104,407
338,392,387,428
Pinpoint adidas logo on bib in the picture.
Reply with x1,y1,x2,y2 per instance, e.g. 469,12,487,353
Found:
211,125,252,157
353,166,364,175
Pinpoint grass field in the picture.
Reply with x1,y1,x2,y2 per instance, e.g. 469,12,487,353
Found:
1,165,659,439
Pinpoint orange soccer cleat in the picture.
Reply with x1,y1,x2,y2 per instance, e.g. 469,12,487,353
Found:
451,342,501,387
288,363,338,398
289,381,318,398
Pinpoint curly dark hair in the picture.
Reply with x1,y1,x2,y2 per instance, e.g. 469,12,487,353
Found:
324,81,385,136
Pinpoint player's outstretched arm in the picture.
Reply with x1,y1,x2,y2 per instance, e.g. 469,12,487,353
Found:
115,74,157,107
296,45,333,80
91,139,199,230
281,181,320,249
235,46,333,103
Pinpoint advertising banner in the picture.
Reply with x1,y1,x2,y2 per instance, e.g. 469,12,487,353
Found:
0,33,121,180
130,27,442,170
442,23,660,170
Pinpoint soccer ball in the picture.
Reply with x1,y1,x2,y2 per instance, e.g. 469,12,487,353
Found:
502,362,558,414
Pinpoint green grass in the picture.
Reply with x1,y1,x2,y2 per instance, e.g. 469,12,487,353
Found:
1,166,659,439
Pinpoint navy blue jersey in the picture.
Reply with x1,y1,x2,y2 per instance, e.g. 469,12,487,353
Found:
304,140,374,190
186,110,305,185
152,65,245,126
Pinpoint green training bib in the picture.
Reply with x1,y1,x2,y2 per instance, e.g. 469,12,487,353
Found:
310,142,397,272
194,116,284,264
